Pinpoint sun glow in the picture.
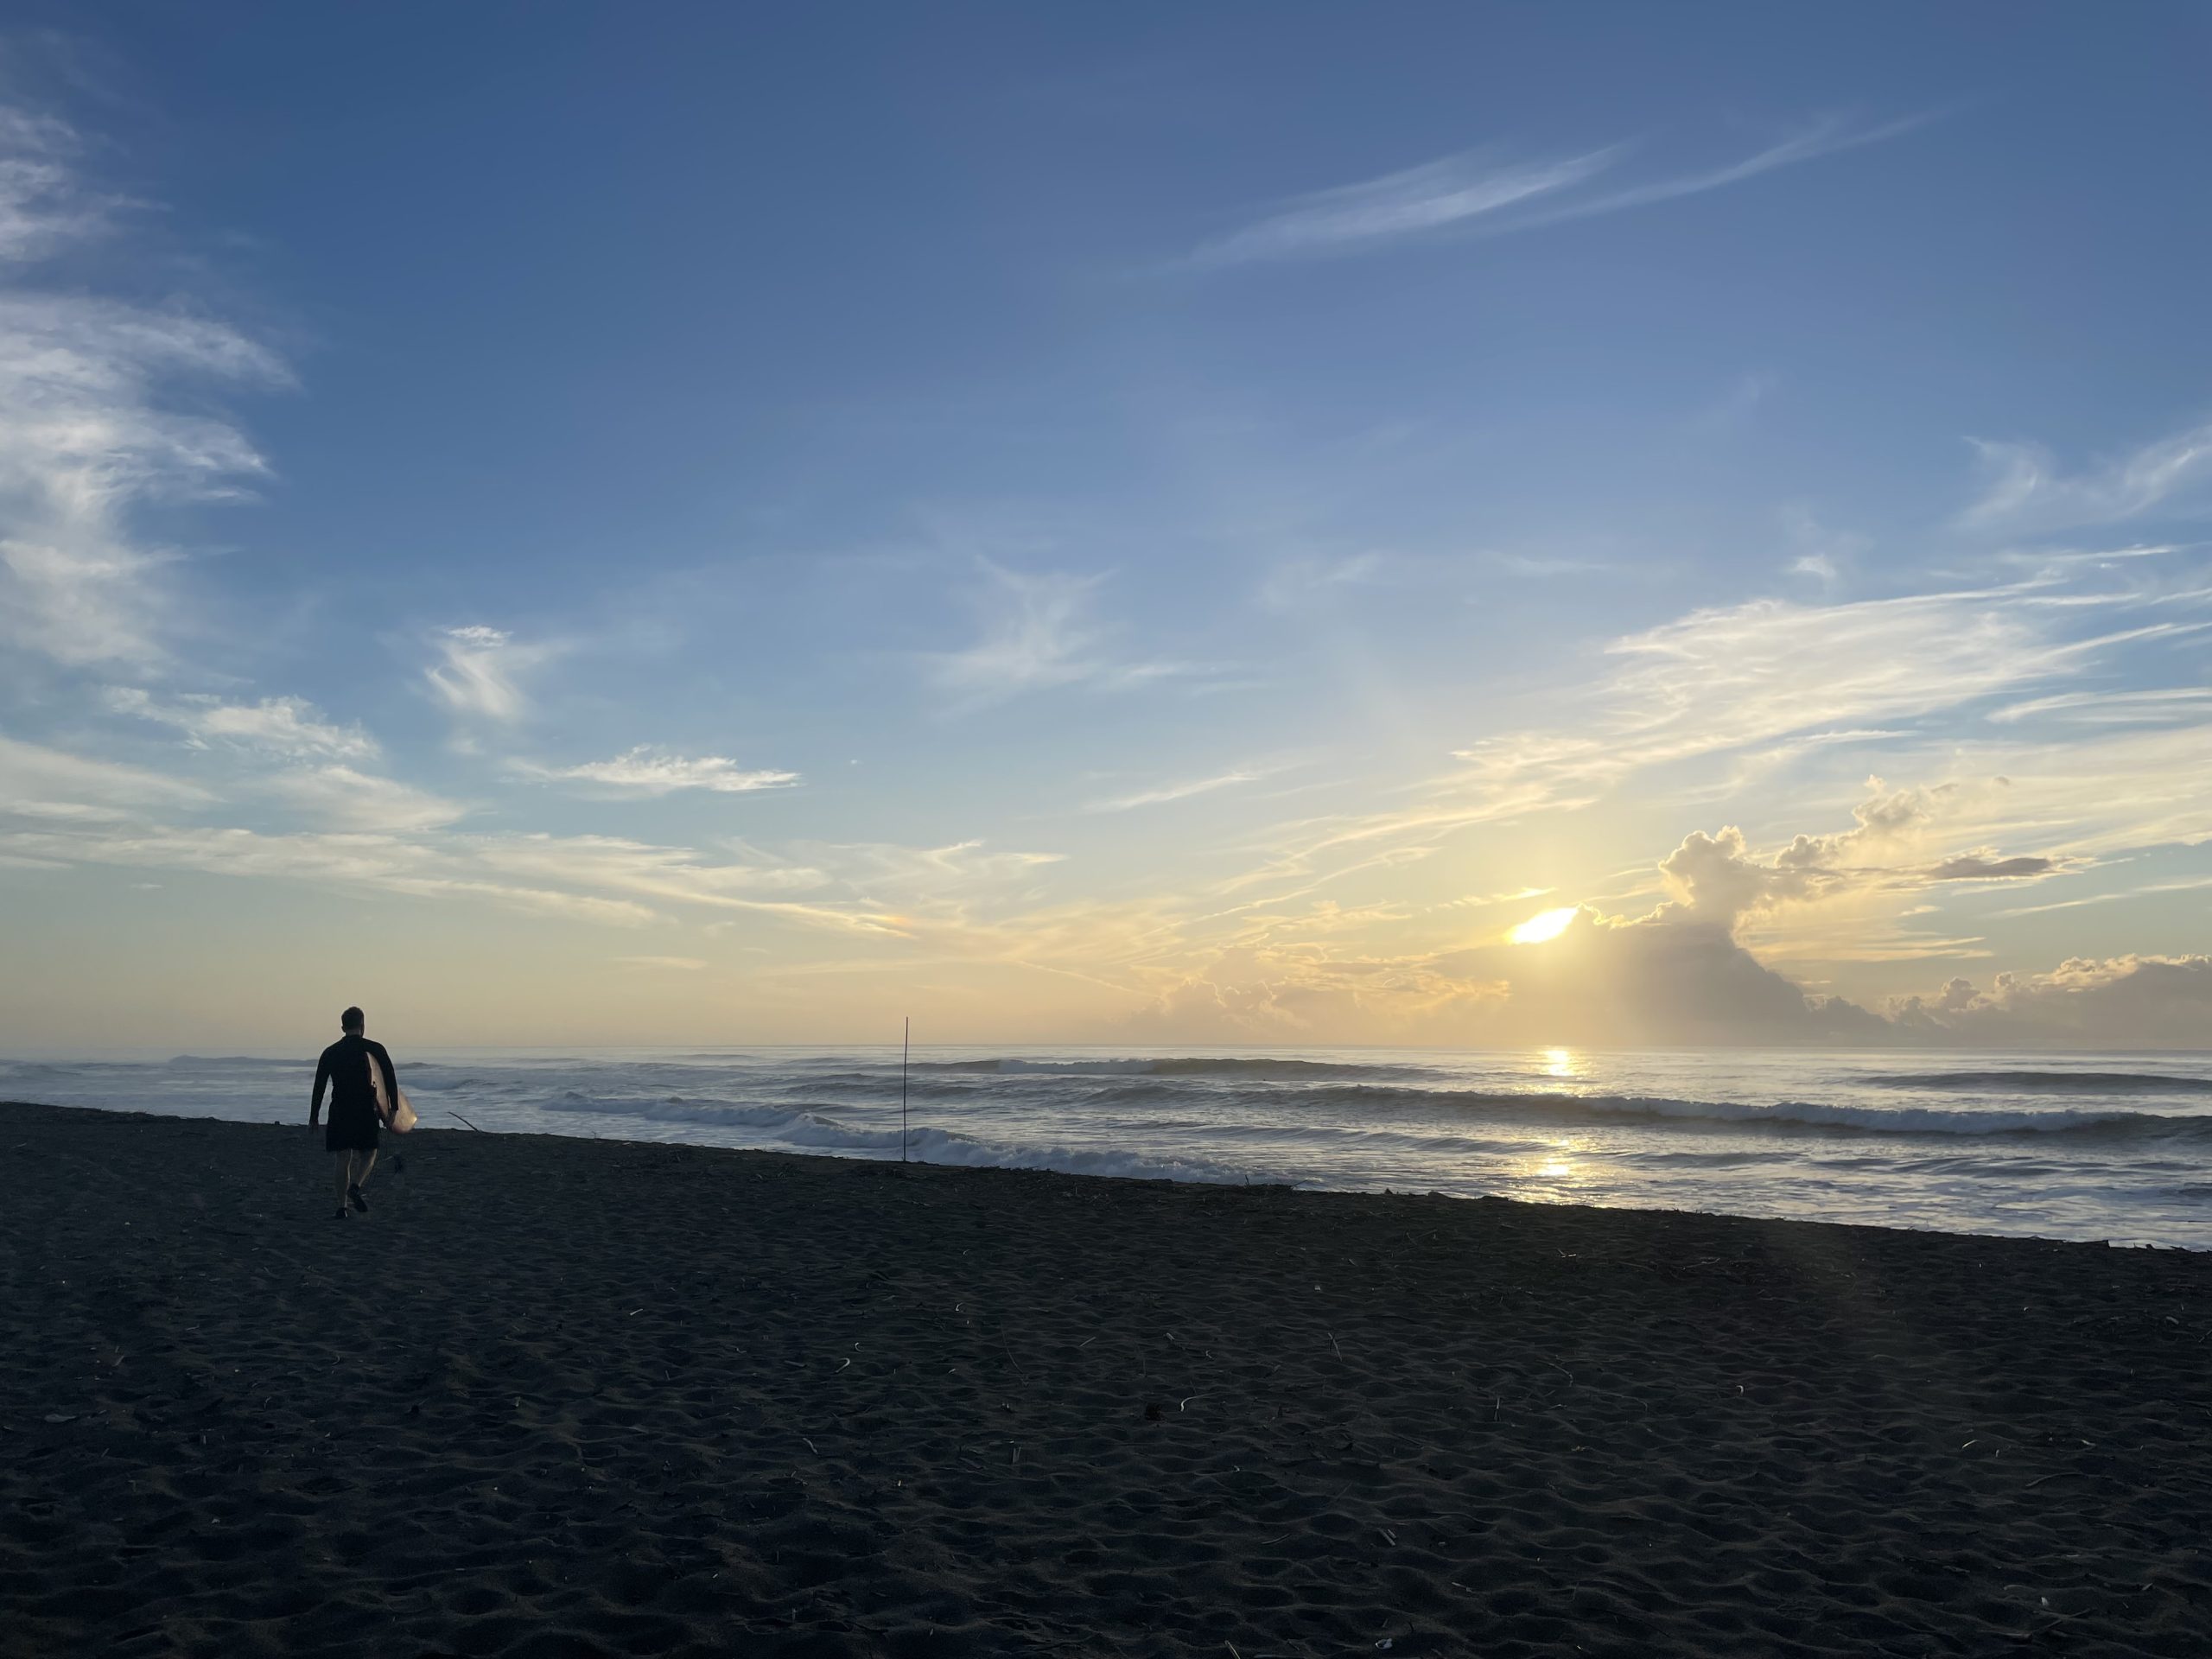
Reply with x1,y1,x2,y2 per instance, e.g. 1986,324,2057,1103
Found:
1510,906,1579,944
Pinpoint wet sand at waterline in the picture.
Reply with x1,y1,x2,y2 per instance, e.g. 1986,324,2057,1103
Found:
3,1100,2207,1657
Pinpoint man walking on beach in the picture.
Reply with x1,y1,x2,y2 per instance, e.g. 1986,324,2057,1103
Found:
310,1007,398,1221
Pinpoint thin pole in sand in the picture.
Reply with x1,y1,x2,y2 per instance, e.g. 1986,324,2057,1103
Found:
901,1016,911,1165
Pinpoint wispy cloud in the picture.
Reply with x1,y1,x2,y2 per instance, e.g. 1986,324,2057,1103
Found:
260,765,467,833
1997,874,2212,919
815,838,1067,897
1961,419,2212,532
1516,111,1937,231
931,561,1205,703
1986,686,2212,726
1085,766,1267,813
1780,507,1866,589
514,747,799,796
613,955,710,971
1487,551,1628,579
1191,113,1931,267
0,806,924,935
1257,550,1391,610
0,819,669,927
933,563,1101,695
106,687,379,760
425,626,547,723
1192,145,1618,266
0,108,114,263
1422,587,2079,827
0,105,288,671
1688,371,1779,433
0,730,211,816
1212,547,2212,917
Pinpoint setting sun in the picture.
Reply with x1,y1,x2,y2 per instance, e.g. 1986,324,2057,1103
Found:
1510,906,1580,944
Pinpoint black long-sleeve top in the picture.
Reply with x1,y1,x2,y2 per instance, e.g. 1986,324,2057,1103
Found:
313,1033,398,1121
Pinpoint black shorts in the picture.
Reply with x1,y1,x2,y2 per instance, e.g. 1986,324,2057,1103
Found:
325,1103,381,1153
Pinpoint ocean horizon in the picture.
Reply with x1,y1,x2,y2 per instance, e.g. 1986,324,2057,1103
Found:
11,1044,2209,1249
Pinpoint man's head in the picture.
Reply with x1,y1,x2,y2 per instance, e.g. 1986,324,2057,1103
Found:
340,1006,365,1034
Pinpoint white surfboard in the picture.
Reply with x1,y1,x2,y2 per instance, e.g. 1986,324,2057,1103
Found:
365,1052,417,1134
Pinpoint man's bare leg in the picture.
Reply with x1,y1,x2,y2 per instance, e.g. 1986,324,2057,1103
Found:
343,1147,377,1213
334,1151,352,1213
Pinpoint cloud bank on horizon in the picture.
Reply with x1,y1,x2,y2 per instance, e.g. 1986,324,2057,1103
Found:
0,9,2208,1050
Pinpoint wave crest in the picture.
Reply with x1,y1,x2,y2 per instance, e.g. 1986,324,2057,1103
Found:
914,1056,1425,1081
1293,1084,2209,1140
1870,1071,2212,1095
537,1091,1267,1184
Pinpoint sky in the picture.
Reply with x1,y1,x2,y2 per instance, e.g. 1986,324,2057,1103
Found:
2,4,2209,1052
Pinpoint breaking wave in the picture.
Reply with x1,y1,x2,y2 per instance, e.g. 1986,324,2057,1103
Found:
537,1091,1266,1185
1869,1071,2212,1095
913,1056,1426,1081
163,1055,302,1070
1289,1084,2211,1141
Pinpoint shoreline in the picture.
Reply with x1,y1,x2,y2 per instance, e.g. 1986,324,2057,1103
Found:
7,1099,2209,1657
12,1087,2210,1254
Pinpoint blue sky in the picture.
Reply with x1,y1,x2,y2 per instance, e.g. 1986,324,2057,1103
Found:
3,5,2209,1048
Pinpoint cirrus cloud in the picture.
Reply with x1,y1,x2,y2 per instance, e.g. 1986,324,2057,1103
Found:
512,747,799,797
105,687,378,760
425,626,556,723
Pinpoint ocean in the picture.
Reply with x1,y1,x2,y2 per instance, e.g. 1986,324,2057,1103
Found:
7,1046,2209,1249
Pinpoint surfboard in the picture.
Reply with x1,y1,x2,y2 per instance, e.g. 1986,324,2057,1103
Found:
365,1052,417,1134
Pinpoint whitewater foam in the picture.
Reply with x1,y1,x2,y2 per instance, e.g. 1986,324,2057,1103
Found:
10,1044,2211,1247
1871,1071,2212,1095
534,1090,1268,1185
917,1056,1422,1081
1284,1084,2206,1140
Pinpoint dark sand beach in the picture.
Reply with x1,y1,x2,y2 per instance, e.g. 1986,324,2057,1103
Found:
3,1101,2207,1658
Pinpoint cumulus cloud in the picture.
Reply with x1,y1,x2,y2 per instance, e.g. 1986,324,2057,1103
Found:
106,688,378,760
1126,779,2148,1047
1644,781,2062,931
1478,787,2191,1046
1889,956,2212,1049
1116,906,1885,1048
1478,906,1891,1046
1232,556,2209,914
514,747,798,796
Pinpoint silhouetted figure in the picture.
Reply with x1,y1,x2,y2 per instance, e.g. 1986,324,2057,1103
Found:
310,1007,398,1220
